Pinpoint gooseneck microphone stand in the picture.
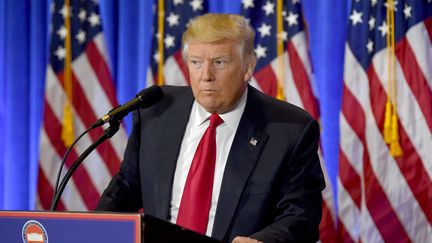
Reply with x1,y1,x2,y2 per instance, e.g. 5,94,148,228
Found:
49,119,121,211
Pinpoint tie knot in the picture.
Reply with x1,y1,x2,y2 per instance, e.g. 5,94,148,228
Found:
209,114,223,128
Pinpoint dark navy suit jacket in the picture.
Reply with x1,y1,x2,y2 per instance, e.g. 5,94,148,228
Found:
96,85,325,243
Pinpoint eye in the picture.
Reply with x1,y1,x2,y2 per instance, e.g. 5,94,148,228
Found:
214,59,228,67
189,58,202,67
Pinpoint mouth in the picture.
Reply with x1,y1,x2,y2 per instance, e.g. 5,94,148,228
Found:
201,89,217,93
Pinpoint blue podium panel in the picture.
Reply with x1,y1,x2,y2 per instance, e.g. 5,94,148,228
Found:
0,211,141,243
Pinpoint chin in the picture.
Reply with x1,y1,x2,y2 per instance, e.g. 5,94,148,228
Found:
200,103,220,113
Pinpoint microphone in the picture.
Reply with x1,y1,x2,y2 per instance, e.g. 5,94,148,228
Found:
91,85,163,128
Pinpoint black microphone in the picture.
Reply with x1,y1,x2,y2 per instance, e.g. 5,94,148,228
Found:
91,85,163,128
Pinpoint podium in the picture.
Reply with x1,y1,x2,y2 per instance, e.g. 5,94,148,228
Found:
0,211,221,243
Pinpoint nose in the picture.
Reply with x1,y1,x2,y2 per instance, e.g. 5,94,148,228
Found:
201,61,215,82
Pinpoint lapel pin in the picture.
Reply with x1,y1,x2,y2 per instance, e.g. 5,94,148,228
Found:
249,137,258,146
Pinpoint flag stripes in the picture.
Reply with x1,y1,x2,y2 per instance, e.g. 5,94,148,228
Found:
37,0,127,211
287,40,319,118
339,1,432,241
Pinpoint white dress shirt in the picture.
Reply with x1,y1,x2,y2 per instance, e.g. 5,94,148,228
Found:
170,88,248,236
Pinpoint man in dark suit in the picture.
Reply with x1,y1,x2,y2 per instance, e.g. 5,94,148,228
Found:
96,13,325,243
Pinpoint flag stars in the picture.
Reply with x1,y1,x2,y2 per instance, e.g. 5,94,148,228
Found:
173,0,184,5
153,51,160,62
257,22,272,37
164,34,175,48
88,12,100,27
292,0,300,4
278,31,288,41
350,10,363,26
255,44,267,59
60,5,72,18
262,1,275,16
78,9,87,22
378,21,389,37
367,39,374,54
76,30,86,44
371,0,378,7
55,46,66,60
57,25,67,40
384,1,398,11
286,11,299,26
186,18,194,28
368,16,375,30
242,0,255,9
166,12,180,26
190,0,203,12
404,4,412,19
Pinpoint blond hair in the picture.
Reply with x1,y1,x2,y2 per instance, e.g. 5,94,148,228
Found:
182,13,256,61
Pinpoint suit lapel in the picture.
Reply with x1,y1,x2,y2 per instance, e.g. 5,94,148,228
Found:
212,87,269,240
152,89,194,220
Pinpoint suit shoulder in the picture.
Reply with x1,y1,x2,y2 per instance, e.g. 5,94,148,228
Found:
160,85,192,96
251,87,315,125
136,85,193,118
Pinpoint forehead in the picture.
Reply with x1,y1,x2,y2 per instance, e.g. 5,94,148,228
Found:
187,39,242,57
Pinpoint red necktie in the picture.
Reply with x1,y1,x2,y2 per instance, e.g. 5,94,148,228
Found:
176,114,224,234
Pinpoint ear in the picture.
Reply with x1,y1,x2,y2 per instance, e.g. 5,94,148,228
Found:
243,58,256,82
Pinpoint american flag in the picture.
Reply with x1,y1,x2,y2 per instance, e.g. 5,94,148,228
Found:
37,0,127,211
240,1,337,242
339,0,432,242
147,0,209,86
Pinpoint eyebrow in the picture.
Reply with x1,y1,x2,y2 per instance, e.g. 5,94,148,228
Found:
188,54,231,60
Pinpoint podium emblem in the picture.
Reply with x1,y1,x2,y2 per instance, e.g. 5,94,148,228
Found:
22,220,48,243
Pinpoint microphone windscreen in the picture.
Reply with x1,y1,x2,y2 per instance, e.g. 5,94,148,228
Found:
137,85,164,108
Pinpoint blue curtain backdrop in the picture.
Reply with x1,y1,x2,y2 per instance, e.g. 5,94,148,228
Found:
0,0,347,210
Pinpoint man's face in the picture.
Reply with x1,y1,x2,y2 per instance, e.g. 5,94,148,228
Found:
186,39,254,114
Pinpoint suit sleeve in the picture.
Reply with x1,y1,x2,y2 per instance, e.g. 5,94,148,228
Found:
250,119,325,243
95,111,143,212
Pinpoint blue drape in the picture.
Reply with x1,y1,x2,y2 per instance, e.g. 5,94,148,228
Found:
0,0,347,210
0,0,49,209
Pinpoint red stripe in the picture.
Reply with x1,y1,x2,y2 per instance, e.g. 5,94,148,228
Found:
253,65,278,97
173,50,190,85
396,37,432,131
362,152,411,243
37,165,66,211
339,150,361,208
319,199,337,243
287,41,320,119
424,17,432,43
342,83,411,242
337,219,356,243
43,100,101,210
85,41,119,108
368,66,432,225
342,85,365,140
56,72,121,175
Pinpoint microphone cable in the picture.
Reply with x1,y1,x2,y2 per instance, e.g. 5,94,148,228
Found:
50,126,94,210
